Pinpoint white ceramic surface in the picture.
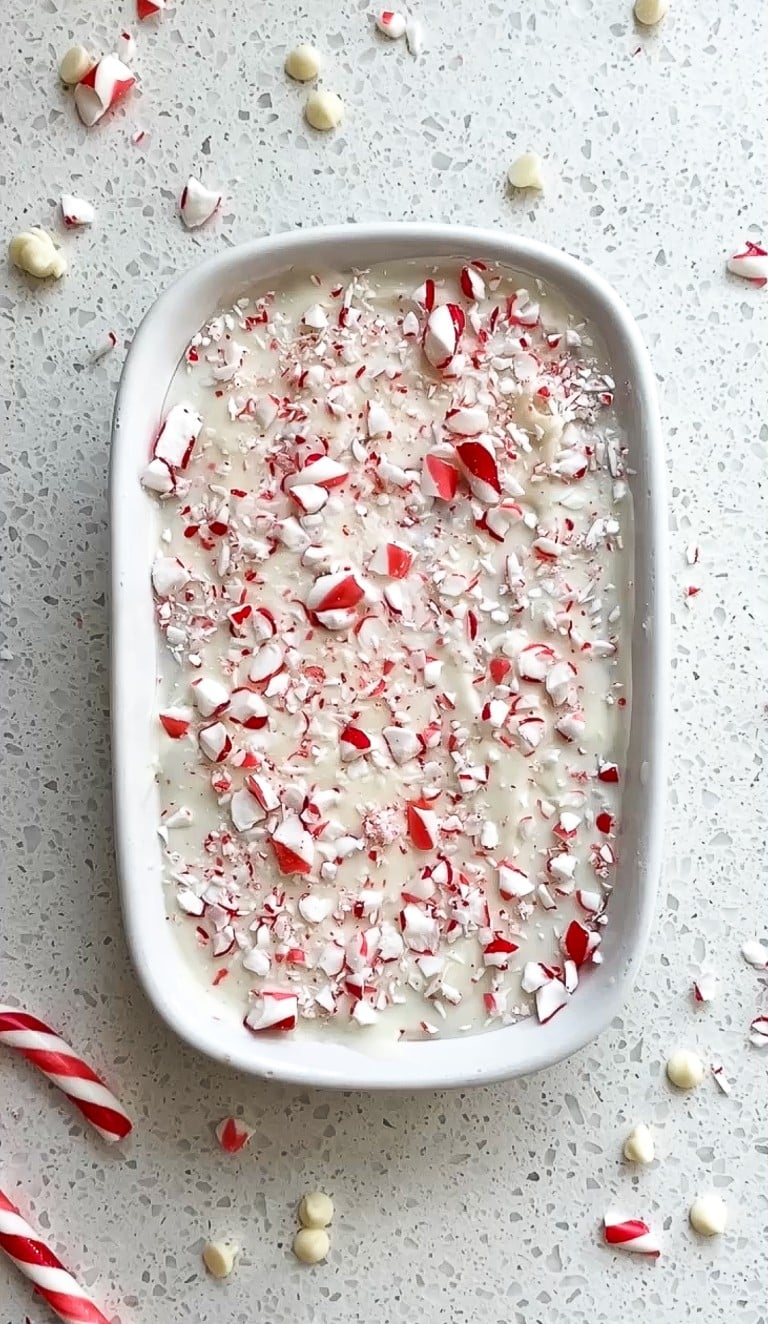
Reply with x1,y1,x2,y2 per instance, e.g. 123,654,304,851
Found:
110,222,668,1089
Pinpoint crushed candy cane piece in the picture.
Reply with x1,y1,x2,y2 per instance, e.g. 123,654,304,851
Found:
603,1210,660,1258
376,11,407,39
726,241,768,287
405,16,424,55
741,939,768,969
137,0,165,18
179,177,222,229
74,54,136,126
692,971,718,1003
60,193,95,226
749,1015,768,1047
710,1062,732,1095
271,815,315,874
423,303,465,370
215,1117,253,1153
244,990,298,1032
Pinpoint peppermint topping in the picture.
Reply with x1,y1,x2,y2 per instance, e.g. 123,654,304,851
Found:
147,260,629,1039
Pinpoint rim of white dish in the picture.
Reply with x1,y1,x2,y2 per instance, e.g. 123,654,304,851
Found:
111,223,668,1089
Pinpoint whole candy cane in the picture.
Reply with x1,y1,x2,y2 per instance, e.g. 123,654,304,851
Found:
0,1190,109,1324
0,1006,131,1143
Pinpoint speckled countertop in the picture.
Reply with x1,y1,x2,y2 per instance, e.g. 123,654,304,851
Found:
1,1,766,1319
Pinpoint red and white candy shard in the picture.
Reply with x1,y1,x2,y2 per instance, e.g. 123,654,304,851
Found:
152,403,202,471
603,1211,660,1258
422,450,459,500
271,814,315,875
215,1116,253,1152
423,304,465,370
749,1015,768,1047
60,194,95,226
74,54,136,126
159,706,192,738
369,542,413,578
306,571,366,628
375,10,407,38
727,241,768,287
179,176,222,229
244,990,298,1033
339,723,372,761
407,802,439,850
460,265,485,302
535,977,569,1023
138,0,165,17
455,437,501,503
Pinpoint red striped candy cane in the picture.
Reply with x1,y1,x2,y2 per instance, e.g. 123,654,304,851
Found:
0,1006,131,1143
0,1190,109,1323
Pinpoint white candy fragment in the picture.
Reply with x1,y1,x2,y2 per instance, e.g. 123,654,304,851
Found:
741,939,768,968
60,194,96,227
507,152,545,191
376,11,407,38
59,45,95,85
689,1193,728,1238
9,229,67,280
405,16,424,54
202,1241,238,1278
179,177,222,229
298,1192,334,1229
634,0,668,25
293,1228,330,1264
666,1048,705,1090
285,44,322,81
623,1123,655,1165
117,31,136,61
305,90,343,131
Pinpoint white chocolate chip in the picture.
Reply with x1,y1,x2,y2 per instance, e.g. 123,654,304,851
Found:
298,1191,334,1229
666,1048,705,1090
292,1227,330,1264
507,152,545,191
285,44,322,82
202,1240,238,1278
623,1123,655,1165
9,229,67,280
304,90,343,131
59,44,95,84
689,1193,728,1237
634,0,668,25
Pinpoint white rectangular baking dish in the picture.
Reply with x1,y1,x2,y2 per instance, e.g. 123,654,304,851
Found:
110,223,667,1089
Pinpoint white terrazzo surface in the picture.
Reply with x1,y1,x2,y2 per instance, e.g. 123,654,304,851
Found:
1,0,767,1319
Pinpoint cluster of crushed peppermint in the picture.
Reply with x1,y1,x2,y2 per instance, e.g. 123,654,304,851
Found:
143,260,630,1039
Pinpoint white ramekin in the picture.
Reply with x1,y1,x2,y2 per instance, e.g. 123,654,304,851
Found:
110,223,667,1089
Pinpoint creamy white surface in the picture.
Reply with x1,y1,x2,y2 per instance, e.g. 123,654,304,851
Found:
148,260,632,1040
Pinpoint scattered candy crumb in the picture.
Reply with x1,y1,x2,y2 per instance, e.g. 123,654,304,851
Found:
202,1240,238,1278
666,1048,705,1090
214,1116,254,1153
507,152,545,191
298,1191,334,1229
179,177,222,229
741,939,768,969
689,1193,728,1237
726,241,768,287
710,1061,732,1095
292,1227,330,1264
92,330,118,362
60,194,95,227
284,44,322,82
623,1123,654,1165
9,229,67,280
692,970,718,1003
